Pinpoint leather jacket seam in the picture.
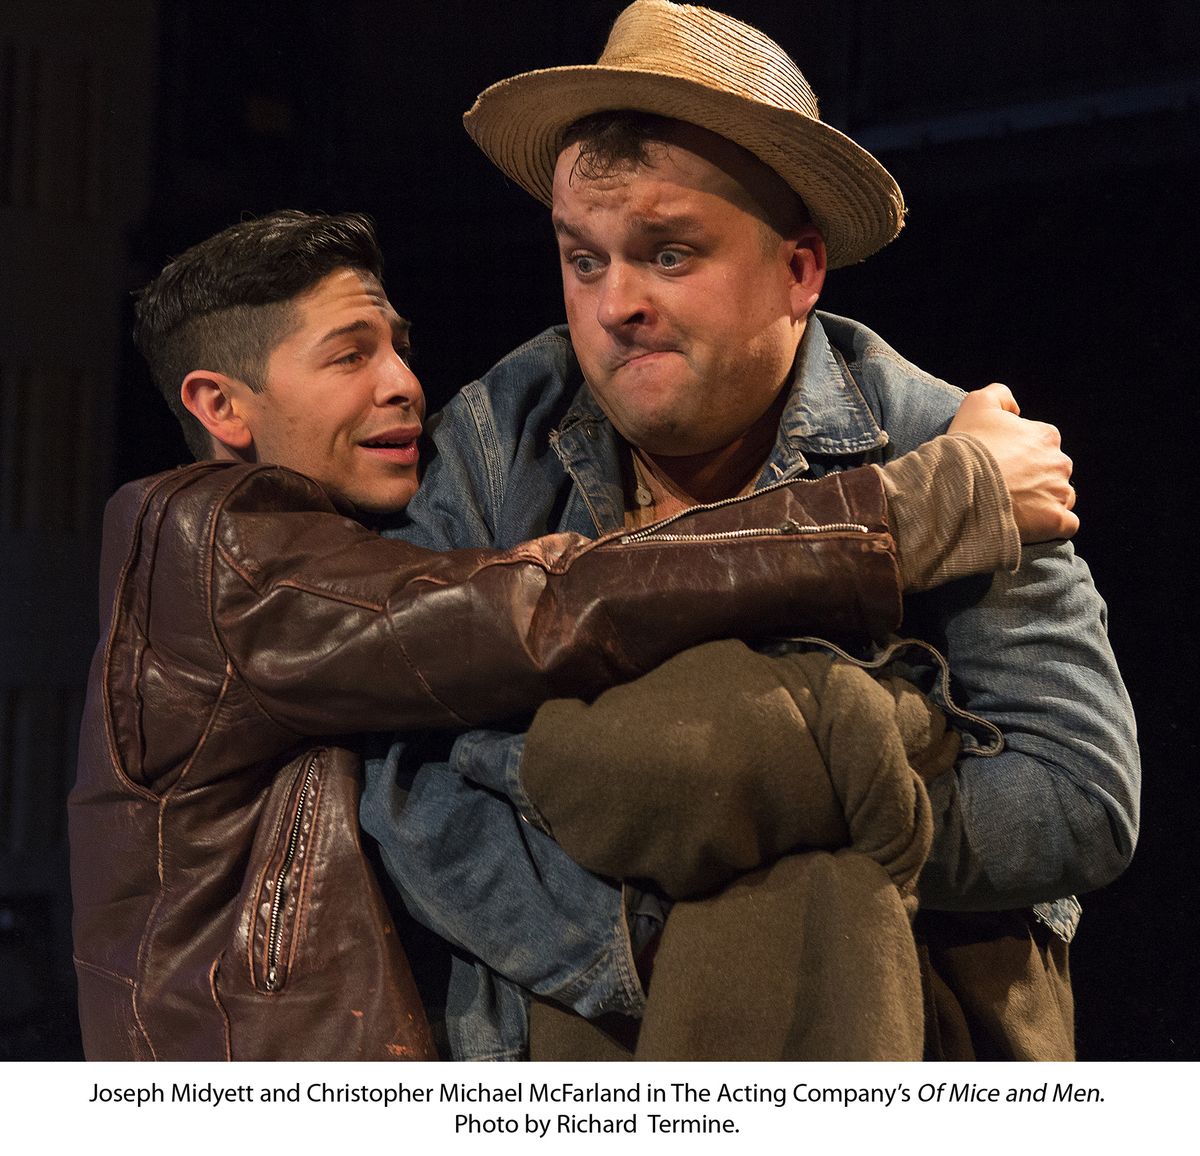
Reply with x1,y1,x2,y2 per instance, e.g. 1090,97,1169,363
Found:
212,539,262,593
382,614,474,727
208,956,233,1061
213,554,470,731
130,991,158,1061
159,665,239,800
252,578,385,613
73,955,135,985
214,541,390,614
129,795,172,1061
100,479,177,804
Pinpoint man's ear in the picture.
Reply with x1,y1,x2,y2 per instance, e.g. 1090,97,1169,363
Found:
788,225,827,321
180,369,255,456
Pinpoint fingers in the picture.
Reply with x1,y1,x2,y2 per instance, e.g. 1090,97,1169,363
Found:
957,382,1021,416
1027,475,1080,541
948,384,1021,437
947,384,1080,541
1017,500,1079,543
978,381,1020,415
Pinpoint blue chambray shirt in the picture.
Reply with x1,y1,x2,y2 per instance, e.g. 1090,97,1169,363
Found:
360,313,1138,1060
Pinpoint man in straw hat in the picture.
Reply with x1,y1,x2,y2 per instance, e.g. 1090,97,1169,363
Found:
363,1,1137,1059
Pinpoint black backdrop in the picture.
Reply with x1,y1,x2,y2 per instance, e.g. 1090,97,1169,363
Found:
32,0,1200,1059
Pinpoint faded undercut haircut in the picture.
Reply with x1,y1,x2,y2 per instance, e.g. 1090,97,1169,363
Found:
133,210,385,459
560,110,810,245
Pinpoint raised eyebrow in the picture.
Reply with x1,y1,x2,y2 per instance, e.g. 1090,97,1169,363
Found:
630,213,706,237
552,213,705,243
552,216,584,241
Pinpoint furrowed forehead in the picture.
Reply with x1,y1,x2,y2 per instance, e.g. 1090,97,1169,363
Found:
554,126,802,237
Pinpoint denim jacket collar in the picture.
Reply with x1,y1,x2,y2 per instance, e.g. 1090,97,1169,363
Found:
551,314,889,531
548,387,628,534
771,312,891,467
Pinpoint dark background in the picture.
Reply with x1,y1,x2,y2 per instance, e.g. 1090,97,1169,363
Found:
2,0,1197,1060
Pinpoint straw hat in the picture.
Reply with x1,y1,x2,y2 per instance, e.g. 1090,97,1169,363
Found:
463,0,905,268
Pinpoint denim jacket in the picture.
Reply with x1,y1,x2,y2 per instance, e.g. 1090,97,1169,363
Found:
361,313,1139,1060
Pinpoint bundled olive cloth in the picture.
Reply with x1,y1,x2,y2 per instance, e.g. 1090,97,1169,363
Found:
521,640,1074,1061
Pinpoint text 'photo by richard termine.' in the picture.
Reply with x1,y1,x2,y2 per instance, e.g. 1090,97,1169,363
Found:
1,0,1196,1067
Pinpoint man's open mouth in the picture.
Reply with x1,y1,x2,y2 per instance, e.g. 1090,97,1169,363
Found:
359,431,421,464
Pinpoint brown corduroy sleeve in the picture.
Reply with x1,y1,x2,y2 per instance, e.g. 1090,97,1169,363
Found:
877,433,1020,593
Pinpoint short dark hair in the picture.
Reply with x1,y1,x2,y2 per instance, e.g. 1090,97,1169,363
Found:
560,111,809,245
560,110,678,182
133,210,385,459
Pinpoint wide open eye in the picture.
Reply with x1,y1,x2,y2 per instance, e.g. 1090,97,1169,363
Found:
568,252,602,277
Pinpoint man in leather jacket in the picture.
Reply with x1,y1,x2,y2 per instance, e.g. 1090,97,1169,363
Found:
69,209,1078,1060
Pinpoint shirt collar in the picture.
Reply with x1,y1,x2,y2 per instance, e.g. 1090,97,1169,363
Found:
762,313,889,482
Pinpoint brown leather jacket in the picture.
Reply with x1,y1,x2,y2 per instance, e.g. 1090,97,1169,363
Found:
69,460,900,1060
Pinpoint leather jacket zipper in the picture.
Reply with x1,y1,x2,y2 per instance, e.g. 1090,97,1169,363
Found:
619,477,868,545
622,521,870,544
265,754,319,992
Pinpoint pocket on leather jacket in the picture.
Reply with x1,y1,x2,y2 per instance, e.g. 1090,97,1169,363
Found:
249,750,324,993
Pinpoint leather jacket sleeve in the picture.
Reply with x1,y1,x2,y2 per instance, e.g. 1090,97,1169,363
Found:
208,462,899,732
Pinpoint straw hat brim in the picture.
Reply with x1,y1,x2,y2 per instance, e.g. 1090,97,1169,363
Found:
464,65,905,269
